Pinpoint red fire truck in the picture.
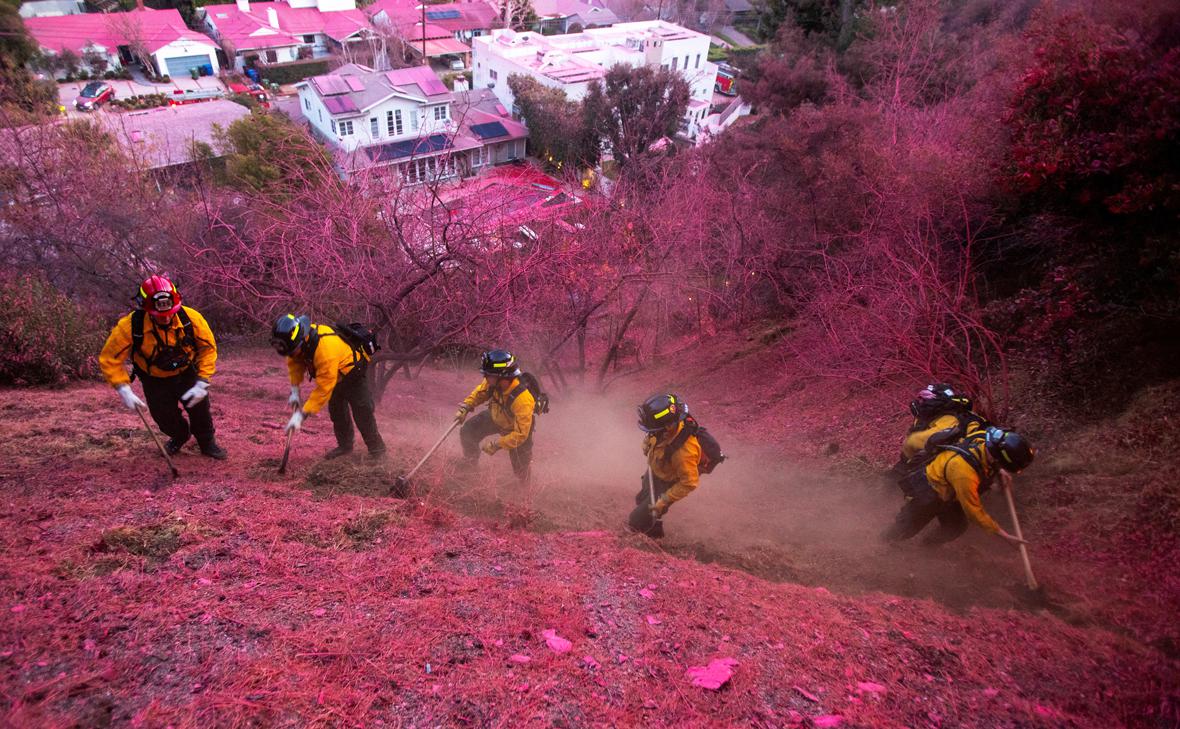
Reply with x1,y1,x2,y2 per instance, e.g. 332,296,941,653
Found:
715,63,738,96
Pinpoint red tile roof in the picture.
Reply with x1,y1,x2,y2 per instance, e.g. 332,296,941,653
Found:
203,1,369,50
24,9,215,56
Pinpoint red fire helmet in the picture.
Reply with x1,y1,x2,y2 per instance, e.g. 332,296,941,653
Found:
136,275,182,322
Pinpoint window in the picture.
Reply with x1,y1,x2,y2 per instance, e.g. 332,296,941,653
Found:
471,145,489,167
695,53,700,69
489,68,498,80
671,57,677,70
433,105,447,121
303,97,310,110
318,109,322,122
387,109,402,135
330,119,337,134
264,49,277,63
399,154,457,184
339,120,354,136
303,34,315,43
410,110,419,131
370,117,378,137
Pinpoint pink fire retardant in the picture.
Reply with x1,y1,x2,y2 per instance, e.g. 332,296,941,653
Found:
542,629,572,653
685,657,738,690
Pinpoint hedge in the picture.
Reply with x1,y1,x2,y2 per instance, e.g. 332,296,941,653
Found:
256,58,332,85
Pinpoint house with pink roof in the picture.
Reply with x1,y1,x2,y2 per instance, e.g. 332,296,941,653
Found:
294,63,526,183
201,0,372,71
367,0,499,62
24,9,221,79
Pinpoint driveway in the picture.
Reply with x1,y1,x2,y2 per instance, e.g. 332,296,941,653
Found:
57,74,229,117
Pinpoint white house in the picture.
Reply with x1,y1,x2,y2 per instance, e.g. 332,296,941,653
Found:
295,63,527,182
202,0,371,71
19,0,83,19
24,9,221,78
472,21,724,139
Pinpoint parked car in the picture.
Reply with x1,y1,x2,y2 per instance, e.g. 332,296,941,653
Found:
448,57,465,71
75,81,114,111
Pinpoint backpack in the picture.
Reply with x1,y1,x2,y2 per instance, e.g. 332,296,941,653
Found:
664,415,726,474
129,308,196,378
507,371,550,415
332,322,380,357
903,410,990,468
937,430,996,493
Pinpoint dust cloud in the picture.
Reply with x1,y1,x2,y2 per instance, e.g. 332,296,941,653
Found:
382,373,1041,613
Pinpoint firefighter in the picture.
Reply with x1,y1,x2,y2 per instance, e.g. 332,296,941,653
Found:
883,426,1034,546
899,383,986,466
628,393,701,539
453,350,535,482
271,314,386,460
99,275,227,459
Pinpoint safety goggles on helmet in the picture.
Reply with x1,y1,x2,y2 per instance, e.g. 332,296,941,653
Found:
271,314,310,356
637,393,687,433
151,292,175,313
984,426,1036,473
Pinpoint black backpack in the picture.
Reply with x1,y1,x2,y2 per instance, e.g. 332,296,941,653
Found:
332,322,380,357
664,415,726,474
129,308,196,378
507,371,550,415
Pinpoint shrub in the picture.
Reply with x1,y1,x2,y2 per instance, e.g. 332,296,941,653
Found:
0,274,105,385
254,58,330,85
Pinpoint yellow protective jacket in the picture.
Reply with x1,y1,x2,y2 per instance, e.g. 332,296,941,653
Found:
461,378,535,450
925,439,1000,534
287,324,365,416
99,306,217,387
644,421,702,506
901,413,987,461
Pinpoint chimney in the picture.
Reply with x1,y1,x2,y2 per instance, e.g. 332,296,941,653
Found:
267,7,279,28
235,0,249,11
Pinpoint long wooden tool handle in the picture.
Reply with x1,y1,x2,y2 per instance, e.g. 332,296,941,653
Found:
136,404,179,476
278,427,294,473
406,419,461,480
647,465,655,507
1003,481,1038,591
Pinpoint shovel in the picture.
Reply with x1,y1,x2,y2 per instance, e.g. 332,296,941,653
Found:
390,419,460,498
1002,474,1047,604
278,401,299,475
135,404,179,478
627,465,663,538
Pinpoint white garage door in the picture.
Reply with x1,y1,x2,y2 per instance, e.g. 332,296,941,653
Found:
165,54,212,77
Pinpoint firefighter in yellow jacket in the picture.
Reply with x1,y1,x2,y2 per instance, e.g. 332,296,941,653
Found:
270,314,386,460
454,350,535,482
883,426,1034,546
897,383,987,468
99,275,227,460
628,393,700,539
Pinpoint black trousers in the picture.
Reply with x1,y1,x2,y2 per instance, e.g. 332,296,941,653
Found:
328,363,385,453
628,471,670,536
634,471,671,507
460,410,533,479
139,369,214,448
883,473,969,544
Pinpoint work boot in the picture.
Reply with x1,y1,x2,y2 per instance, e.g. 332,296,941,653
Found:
164,437,186,456
323,446,354,460
200,441,228,461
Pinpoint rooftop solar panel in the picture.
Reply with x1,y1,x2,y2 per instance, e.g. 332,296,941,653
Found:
366,134,452,163
344,76,365,92
323,95,359,114
313,74,350,96
469,121,509,140
426,9,461,19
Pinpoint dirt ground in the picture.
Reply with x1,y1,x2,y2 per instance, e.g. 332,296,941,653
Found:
0,348,1176,726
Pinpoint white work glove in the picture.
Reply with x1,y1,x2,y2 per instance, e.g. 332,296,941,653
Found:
181,380,209,406
285,409,305,434
116,384,146,411
454,404,470,424
287,385,301,410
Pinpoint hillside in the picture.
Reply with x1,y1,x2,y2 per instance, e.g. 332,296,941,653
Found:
1,349,1176,727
